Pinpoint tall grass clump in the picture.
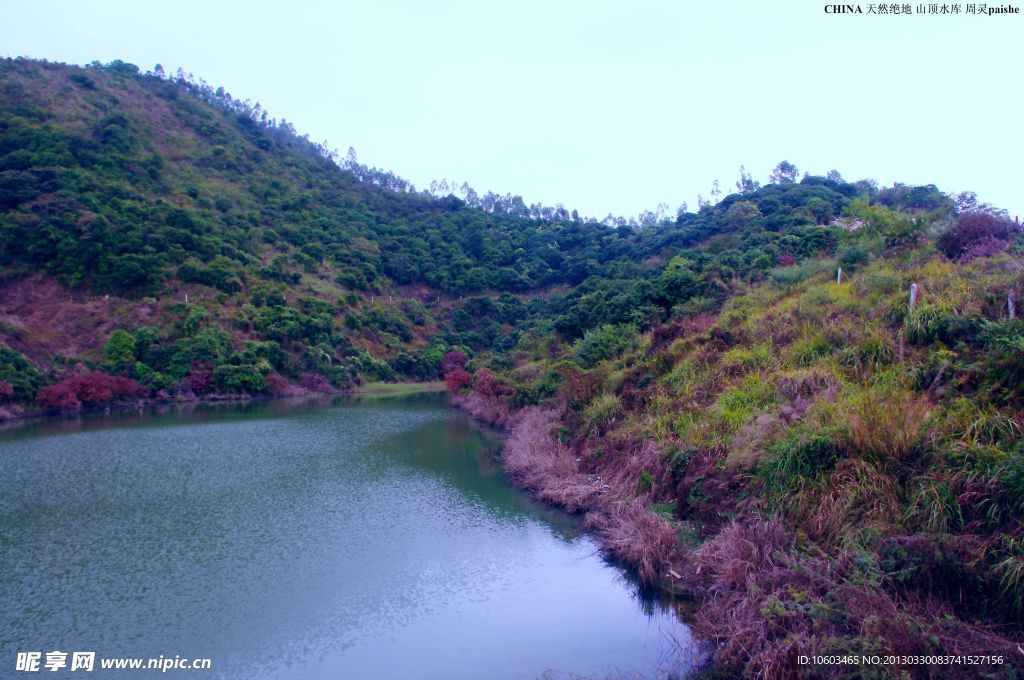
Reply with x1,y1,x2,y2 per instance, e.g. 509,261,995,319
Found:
845,386,930,465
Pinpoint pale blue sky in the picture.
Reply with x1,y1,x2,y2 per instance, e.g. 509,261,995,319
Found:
2,0,1021,218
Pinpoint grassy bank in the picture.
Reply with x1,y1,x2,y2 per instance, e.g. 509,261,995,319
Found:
453,245,1024,678
351,381,446,396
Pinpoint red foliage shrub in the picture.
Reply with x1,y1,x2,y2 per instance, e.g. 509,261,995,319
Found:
110,376,142,398
960,235,1010,262
440,350,468,375
473,367,514,399
76,374,113,404
777,253,796,266
186,361,214,395
560,366,605,409
37,381,82,412
443,368,471,392
35,371,144,412
0,381,13,402
299,372,334,394
938,212,1017,260
264,373,297,398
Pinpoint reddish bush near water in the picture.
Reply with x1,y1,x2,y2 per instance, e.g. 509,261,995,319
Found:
37,372,145,412
440,350,468,375
186,361,214,395
473,367,514,399
299,372,334,394
443,368,471,392
0,381,13,402
36,381,81,412
264,373,297,397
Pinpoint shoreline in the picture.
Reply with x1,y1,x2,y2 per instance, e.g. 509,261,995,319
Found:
0,381,447,427
448,391,694,596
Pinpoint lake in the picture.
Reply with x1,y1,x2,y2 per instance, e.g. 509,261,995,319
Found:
0,394,699,679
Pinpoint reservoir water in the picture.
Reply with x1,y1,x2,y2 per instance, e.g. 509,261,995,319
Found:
0,394,698,679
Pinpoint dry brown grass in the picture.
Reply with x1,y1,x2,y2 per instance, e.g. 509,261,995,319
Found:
584,499,680,586
846,387,930,464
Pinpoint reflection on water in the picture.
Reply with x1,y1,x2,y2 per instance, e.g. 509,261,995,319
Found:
0,394,700,679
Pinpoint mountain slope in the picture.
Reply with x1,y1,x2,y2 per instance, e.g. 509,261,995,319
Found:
0,57,882,400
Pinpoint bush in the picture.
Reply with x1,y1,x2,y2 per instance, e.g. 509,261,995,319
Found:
837,243,870,271
767,258,834,288
299,372,334,393
36,372,145,412
443,368,471,392
760,428,842,497
0,345,43,401
213,364,266,393
441,350,468,374
938,213,1016,261
846,387,929,464
185,361,214,394
101,329,137,375
573,323,637,368
264,373,296,397
36,382,81,412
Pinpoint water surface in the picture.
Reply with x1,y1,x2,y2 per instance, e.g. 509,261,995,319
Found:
0,395,698,678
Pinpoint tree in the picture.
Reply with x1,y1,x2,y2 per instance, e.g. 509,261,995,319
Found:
710,180,722,205
769,161,799,185
723,201,762,230
736,166,760,194
102,330,137,375
0,346,43,401
441,350,468,374
444,369,472,392
938,212,1017,260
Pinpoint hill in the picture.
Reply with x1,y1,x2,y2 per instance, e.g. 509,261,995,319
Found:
2,57,1023,677
0,57,888,403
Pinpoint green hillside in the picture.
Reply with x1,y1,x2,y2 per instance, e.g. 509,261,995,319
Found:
0,57,886,400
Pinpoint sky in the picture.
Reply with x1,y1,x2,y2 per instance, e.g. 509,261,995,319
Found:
2,0,1021,219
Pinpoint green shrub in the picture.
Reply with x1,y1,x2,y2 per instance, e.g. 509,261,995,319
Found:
768,258,834,288
837,243,870,272
102,329,137,375
0,345,43,401
213,364,266,393
573,323,637,368
584,392,620,432
760,427,842,496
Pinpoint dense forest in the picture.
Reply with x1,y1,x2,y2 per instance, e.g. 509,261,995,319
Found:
2,57,1023,678
0,57,895,403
